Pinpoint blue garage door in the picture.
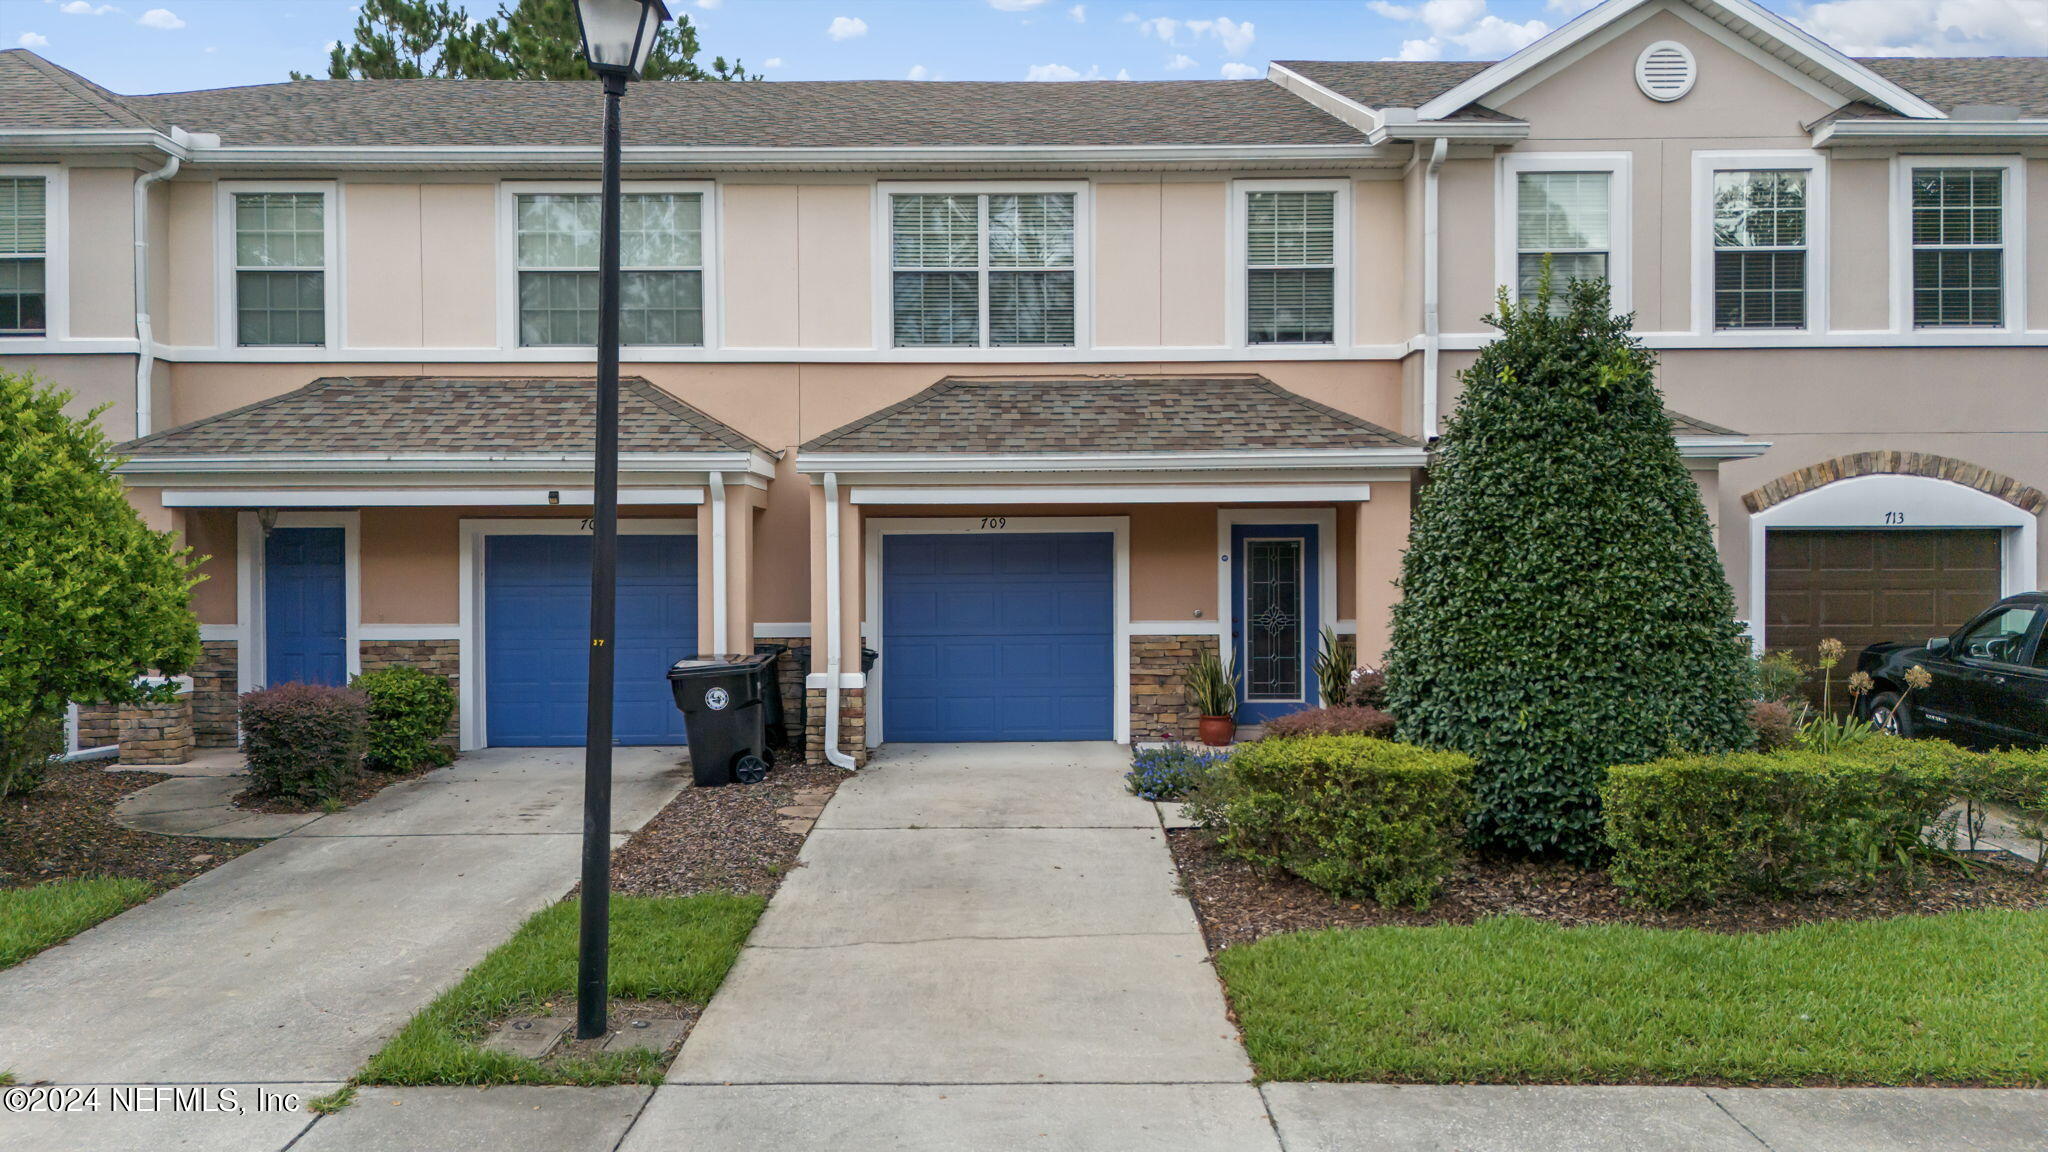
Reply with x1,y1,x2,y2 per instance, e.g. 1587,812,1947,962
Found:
484,534,698,746
882,532,1114,743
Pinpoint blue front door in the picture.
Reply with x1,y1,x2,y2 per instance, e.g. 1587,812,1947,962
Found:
265,526,347,687
882,532,1114,742
483,533,698,747
1230,523,1320,723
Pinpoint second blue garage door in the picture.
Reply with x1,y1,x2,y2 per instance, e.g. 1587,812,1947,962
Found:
484,534,698,747
881,532,1114,743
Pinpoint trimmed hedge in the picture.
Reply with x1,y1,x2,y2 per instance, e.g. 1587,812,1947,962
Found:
1192,735,1473,908
1602,738,1973,908
354,665,457,772
1264,705,1397,740
241,682,369,802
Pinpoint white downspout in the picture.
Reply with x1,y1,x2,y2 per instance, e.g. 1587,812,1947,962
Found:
133,146,181,440
708,471,728,653
1421,136,1448,442
821,472,857,770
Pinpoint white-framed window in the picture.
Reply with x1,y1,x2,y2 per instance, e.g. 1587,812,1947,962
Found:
1496,153,1631,315
499,181,716,351
884,185,1081,348
1691,151,1826,335
0,174,50,338
1894,158,2023,331
1230,179,1349,349
217,182,337,349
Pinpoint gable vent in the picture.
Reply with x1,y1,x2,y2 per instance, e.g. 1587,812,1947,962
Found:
1635,40,1696,102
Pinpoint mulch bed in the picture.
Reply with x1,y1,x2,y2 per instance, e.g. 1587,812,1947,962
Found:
608,760,846,898
233,760,439,814
1167,827,2048,951
1,763,257,889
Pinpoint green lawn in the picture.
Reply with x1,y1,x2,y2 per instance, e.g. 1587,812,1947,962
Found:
1216,910,2048,1086
359,892,763,1087
0,878,154,970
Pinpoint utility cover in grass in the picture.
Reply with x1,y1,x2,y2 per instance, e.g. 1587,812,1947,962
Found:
1385,276,1753,863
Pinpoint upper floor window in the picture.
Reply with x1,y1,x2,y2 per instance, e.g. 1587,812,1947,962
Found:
1245,190,1336,344
890,192,1076,347
1909,166,2007,329
233,191,327,347
1516,172,1610,306
0,176,46,337
516,191,704,347
1712,170,1807,330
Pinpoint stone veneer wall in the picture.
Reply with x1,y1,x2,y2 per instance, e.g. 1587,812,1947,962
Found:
804,686,867,768
76,703,120,751
1130,633,1221,743
758,641,810,750
359,639,462,743
191,640,239,748
119,693,193,766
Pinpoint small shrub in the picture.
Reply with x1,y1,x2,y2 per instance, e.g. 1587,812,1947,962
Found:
353,665,457,772
1184,650,1237,718
1754,649,1807,704
1125,743,1230,801
1264,705,1397,740
240,683,369,803
1313,626,1356,707
0,711,63,798
1958,750,2048,870
1748,700,1799,751
1602,738,1975,908
1199,735,1473,908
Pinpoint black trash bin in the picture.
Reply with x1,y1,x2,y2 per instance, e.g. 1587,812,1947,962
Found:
668,652,781,787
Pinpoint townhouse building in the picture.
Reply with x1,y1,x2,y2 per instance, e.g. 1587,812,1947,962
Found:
5,0,2046,765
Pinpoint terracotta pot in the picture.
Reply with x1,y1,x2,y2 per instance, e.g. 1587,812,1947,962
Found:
1197,715,1237,747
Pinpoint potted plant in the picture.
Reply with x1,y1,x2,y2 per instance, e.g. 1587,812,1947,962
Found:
1184,650,1238,747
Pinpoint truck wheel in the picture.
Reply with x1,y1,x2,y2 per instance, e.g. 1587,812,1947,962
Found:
1868,691,1913,737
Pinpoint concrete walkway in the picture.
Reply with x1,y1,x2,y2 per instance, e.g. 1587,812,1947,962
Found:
110,748,322,839
0,745,689,1149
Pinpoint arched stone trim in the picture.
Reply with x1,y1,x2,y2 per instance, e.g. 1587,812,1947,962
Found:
1742,452,2046,516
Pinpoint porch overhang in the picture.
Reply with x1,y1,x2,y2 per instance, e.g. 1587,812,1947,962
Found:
119,450,776,508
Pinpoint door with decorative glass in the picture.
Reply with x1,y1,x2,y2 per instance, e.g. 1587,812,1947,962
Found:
1229,522,1321,723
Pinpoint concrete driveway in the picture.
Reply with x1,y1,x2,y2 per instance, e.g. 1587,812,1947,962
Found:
0,746,688,1098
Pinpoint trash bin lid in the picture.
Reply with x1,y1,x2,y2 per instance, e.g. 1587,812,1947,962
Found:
667,652,779,678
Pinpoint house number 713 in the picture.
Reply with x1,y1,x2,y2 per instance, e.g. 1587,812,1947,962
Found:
1883,511,1907,525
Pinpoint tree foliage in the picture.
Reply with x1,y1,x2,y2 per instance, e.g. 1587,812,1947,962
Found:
302,0,757,81
0,371,201,739
1383,276,1754,863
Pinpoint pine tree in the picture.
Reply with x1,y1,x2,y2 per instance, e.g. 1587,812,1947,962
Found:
301,0,758,82
1383,275,1755,863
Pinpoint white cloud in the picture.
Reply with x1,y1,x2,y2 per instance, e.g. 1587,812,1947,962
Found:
1115,67,1131,79
323,39,339,52
1027,62,1083,80
826,15,867,40
1394,37,1442,60
1165,52,1196,70
1545,0,1600,15
1068,4,1086,21
1369,0,1546,60
988,0,1049,8
1184,15,1255,55
762,56,785,68
905,63,931,79
1135,15,1179,42
1453,13,1548,53
1219,61,1260,79
136,7,183,29
1791,0,2048,57
17,31,50,47
695,0,722,8
59,2,121,15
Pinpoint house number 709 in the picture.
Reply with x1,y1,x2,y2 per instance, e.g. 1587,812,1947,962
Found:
979,517,1008,530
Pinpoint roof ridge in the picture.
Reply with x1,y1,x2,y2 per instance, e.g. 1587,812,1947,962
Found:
9,50,155,129
620,376,772,456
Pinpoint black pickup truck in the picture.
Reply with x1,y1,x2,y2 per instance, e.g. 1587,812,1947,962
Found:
1857,592,2048,747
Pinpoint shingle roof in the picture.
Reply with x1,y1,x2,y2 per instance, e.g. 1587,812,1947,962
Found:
117,77,1366,148
1667,409,1745,438
118,376,766,458
801,375,1418,455
1276,60,1496,112
0,49,157,131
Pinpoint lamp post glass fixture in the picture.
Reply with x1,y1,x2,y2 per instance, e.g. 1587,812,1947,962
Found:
573,0,671,1043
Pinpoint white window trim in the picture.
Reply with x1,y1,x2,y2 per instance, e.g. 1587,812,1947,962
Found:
0,165,68,344
1495,152,1632,316
1227,177,1352,352
1690,150,1828,338
1746,474,2037,652
456,516,699,750
1215,508,1339,708
496,179,721,356
871,180,1093,358
215,181,341,351
233,510,363,698
860,515,1131,746
1890,155,2026,335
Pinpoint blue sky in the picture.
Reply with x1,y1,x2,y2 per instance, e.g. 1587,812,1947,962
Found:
6,0,2047,95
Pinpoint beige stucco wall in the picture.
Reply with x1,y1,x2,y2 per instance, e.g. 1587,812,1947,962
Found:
797,185,872,348
1095,180,1163,347
1830,157,1891,331
185,508,238,625
162,178,214,348
420,184,499,348
1354,178,1406,347
0,352,134,436
345,185,425,348
68,167,137,339
723,185,801,348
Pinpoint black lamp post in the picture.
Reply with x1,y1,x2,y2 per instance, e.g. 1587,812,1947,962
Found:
572,0,670,1043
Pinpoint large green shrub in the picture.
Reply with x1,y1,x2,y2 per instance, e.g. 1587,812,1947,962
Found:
1602,738,1974,907
353,665,457,772
1193,735,1473,908
1384,278,1754,863
0,370,201,765
241,683,369,803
